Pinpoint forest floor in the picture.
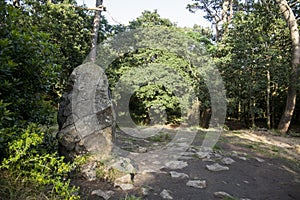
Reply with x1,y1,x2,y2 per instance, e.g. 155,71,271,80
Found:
71,125,300,200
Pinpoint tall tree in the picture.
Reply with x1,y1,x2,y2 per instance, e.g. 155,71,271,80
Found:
216,3,291,128
275,0,300,134
187,0,235,41
89,0,104,62
128,10,174,29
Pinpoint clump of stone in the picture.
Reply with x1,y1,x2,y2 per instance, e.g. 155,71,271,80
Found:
57,63,115,162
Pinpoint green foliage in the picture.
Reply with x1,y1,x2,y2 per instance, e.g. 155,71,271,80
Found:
122,195,142,200
216,3,291,127
108,48,202,124
106,17,213,125
128,10,174,29
0,1,61,126
0,124,79,199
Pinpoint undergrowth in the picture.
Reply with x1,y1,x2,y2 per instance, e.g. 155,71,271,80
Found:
0,123,79,200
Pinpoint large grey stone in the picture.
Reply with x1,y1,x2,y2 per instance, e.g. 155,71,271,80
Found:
57,63,115,162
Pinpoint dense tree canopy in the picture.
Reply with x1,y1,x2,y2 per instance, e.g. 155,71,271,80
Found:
189,0,300,132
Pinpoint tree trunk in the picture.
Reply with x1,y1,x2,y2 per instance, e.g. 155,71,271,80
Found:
277,0,300,134
13,0,20,7
221,0,229,24
89,0,103,62
228,0,234,22
266,69,271,129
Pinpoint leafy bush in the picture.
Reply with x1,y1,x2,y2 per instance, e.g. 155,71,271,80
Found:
0,124,79,199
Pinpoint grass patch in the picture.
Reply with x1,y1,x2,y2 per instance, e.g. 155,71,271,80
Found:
149,133,171,142
122,195,142,200
96,162,125,182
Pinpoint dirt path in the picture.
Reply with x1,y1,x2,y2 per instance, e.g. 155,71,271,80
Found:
72,128,300,200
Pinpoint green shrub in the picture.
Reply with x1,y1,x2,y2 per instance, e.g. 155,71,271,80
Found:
0,124,79,199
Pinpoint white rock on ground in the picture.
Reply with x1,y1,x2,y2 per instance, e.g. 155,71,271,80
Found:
165,161,188,170
255,157,265,162
214,191,234,199
169,171,189,178
206,163,229,172
221,157,235,165
114,174,134,191
186,180,207,189
231,151,247,157
160,189,173,199
141,186,152,196
115,183,134,191
91,189,114,200
238,156,247,161
196,151,210,159
202,157,214,162
114,174,132,184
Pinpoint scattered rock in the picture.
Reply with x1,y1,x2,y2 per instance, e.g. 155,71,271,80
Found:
186,180,207,189
81,162,97,181
179,152,194,160
138,146,148,153
221,157,235,165
238,156,247,161
243,180,249,184
109,157,136,174
114,174,132,184
160,189,173,199
255,157,265,162
231,151,247,157
202,157,214,162
91,189,114,200
206,163,229,172
153,161,161,165
141,186,152,196
196,151,210,159
240,152,248,156
181,152,195,157
169,171,189,178
231,151,238,157
212,152,223,159
214,191,234,199
165,161,188,170
114,174,134,191
115,183,134,191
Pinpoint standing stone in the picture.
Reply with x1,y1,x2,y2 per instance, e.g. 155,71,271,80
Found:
57,63,115,162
